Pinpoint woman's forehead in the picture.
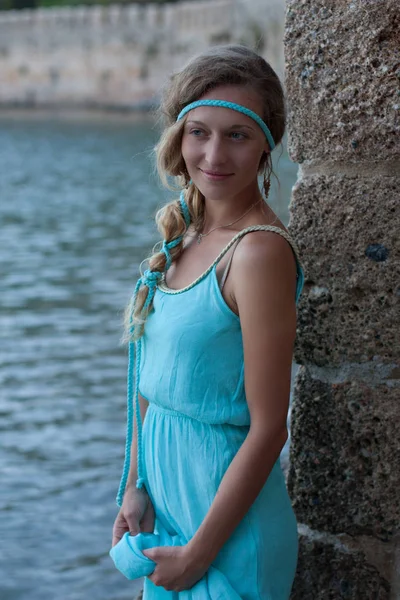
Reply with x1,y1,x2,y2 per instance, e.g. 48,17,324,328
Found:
185,107,258,132
197,84,263,116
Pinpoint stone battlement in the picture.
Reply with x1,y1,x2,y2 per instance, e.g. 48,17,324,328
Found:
0,2,234,34
0,0,285,109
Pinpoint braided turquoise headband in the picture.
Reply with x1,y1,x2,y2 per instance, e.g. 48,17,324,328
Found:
177,99,276,151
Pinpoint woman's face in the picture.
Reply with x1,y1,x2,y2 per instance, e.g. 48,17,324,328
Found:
181,84,269,201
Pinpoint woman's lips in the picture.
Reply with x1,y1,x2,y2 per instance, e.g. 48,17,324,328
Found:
200,169,233,181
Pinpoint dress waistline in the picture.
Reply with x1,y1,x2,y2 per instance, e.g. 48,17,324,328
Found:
148,401,250,429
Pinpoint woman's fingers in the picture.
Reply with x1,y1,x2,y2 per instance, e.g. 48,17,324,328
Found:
112,492,155,548
124,507,141,537
112,513,129,547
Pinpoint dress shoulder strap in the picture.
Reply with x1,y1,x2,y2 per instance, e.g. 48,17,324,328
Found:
212,225,305,303
212,225,301,268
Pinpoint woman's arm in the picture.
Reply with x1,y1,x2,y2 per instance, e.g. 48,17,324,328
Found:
125,392,149,490
186,232,298,566
112,392,152,546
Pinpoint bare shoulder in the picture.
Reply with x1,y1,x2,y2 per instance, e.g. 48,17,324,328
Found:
228,228,298,347
226,228,297,312
233,228,297,274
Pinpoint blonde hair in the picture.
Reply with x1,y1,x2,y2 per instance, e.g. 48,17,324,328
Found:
124,44,286,342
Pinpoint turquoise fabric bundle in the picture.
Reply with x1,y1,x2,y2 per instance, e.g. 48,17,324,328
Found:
109,528,243,599
109,530,180,580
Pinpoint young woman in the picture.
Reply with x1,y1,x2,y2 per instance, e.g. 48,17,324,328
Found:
110,45,305,599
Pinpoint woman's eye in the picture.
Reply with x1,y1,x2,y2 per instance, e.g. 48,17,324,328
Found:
189,129,204,136
230,132,246,140
229,131,246,140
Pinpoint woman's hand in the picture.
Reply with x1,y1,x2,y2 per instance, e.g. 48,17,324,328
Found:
142,545,210,592
112,485,155,547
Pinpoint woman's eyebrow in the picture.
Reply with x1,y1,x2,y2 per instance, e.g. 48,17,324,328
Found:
185,119,256,132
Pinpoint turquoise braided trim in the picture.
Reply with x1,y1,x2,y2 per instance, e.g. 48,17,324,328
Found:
158,224,304,299
116,275,145,506
134,338,145,490
295,264,305,304
116,337,146,508
116,339,147,507
177,100,276,151
141,270,162,309
179,189,191,227
116,340,135,507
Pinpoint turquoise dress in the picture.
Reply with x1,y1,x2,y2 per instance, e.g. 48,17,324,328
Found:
115,225,305,599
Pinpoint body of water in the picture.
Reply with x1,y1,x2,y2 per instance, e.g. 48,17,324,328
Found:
0,111,298,600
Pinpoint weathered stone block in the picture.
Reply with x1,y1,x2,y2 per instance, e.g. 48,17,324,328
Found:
289,174,399,366
290,527,391,599
287,367,400,539
285,0,400,162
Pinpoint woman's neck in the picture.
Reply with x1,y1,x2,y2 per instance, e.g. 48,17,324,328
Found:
202,185,263,231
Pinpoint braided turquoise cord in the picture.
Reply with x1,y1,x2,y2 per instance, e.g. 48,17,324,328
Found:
179,189,191,227
116,196,192,506
134,338,145,489
161,237,182,271
295,263,305,304
176,100,276,151
116,276,142,507
159,225,304,298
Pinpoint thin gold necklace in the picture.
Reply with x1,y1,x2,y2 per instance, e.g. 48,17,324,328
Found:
196,198,262,245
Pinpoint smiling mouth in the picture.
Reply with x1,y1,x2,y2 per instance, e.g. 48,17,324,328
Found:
200,169,234,177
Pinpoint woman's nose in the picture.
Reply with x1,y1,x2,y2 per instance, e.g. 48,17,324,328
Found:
204,135,227,167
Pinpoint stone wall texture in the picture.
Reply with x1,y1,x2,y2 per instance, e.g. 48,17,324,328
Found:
285,0,399,598
0,0,285,109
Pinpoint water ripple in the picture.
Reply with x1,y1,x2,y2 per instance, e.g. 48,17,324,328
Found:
0,113,297,600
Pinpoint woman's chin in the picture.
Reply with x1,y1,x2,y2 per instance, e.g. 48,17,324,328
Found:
191,176,236,198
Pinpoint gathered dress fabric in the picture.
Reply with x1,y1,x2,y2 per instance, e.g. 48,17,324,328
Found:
119,226,305,599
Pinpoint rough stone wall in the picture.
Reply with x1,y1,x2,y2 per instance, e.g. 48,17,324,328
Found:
0,0,285,109
284,1,400,598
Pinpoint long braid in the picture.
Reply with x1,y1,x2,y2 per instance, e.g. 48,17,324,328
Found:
123,189,192,343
